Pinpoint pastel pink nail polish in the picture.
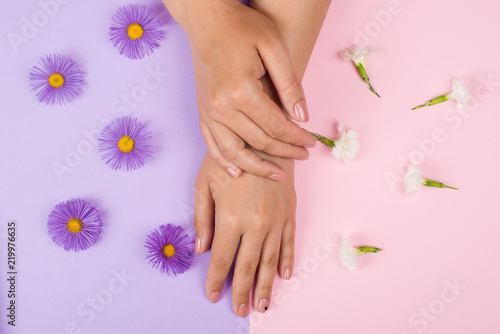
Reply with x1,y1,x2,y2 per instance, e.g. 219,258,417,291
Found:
237,304,249,318
269,173,285,181
283,268,292,280
209,292,221,303
293,99,309,122
195,236,201,254
226,167,239,179
258,298,269,312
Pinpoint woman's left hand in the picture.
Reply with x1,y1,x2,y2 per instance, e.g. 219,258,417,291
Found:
193,151,296,317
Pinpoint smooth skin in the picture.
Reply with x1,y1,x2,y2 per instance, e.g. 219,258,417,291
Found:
162,0,331,318
163,0,317,180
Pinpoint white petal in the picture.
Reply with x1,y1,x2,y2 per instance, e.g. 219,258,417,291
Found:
448,78,470,111
404,164,424,194
338,237,357,271
340,45,376,65
331,123,359,164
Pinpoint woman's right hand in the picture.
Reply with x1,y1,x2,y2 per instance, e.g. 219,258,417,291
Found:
164,0,316,180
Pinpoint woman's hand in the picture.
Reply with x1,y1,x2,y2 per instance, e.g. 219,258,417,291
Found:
194,152,296,316
163,0,316,180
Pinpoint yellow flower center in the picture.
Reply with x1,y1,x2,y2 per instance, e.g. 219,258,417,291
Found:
127,23,144,40
163,244,175,258
118,136,134,153
67,218,83,233
48,73,64,88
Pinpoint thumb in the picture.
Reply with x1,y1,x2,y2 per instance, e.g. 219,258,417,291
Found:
194,176,215,254
258,38,309,122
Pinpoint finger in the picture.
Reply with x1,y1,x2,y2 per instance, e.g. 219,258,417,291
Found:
200,121,242,179
226,82,315,148
205,220,240,304
232,233,265,318
278,220,296,280
193,167,215,254
211,122,287,181
254,229,281,313
237,90,316,148
217,110,310,160
257,37,309,123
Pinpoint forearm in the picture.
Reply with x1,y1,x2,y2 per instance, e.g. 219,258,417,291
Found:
250,0,331,80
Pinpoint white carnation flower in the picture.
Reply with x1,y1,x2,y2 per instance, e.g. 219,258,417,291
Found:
340,45,376,67
340,45,380,97
311,123,359,164
338,237,382,272
447,78,470,111
412,77,470,111
404,164,425,194
338,237,358,271
404,164,458,194
331,123,359,164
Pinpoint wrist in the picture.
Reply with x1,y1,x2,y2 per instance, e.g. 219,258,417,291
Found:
162,0,239,37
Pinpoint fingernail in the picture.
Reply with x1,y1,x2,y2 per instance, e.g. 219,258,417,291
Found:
209,292,221,303
304,143,316,148
258,298,269,313
237,304,249,318
293,100,309,122
195,236,201,254
283,268,292,280
269,173,285,181
296,156,308,161
226,166,239,179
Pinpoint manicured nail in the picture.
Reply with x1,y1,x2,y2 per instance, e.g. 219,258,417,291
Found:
209,292,221,303
195,236,201,254
258,298,269,313
293,99,309,122
226,166,239,179
237,304,249,318
283,268,292,280
269,173,285,181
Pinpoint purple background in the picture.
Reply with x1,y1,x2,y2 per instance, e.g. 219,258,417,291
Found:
0,1,248,333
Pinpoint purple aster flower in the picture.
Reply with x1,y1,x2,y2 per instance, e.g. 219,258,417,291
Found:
144,224,195,277
98,116,153,171
47,199,103,252
109,4,165,60
29,54,84,106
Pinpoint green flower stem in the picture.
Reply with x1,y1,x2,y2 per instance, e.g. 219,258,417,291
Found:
356,63,380,98
411,94,449,110
356,247,382,256
424,179,458,190
311,132,337,148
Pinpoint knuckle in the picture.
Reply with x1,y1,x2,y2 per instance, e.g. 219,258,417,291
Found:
249,133,271,151
233,291,250,303
230,83,252,106
280,254,294,267
212,257,232,271
193,216,207,232
261,254,279,268
238,260,258,276
220,146,238,161
256,284,273,297
267,117,287,138
283,229,296,248
280,75,301,96
207,95,228,120
252,218,271,234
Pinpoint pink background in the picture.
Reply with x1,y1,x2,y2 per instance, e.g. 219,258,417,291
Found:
251,0,500,333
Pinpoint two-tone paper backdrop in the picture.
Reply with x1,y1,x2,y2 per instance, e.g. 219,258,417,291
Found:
1,0,500,334
0,0,247,333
